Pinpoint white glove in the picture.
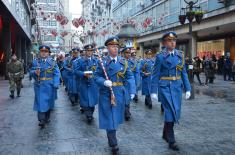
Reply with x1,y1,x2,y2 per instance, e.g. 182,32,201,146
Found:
186,91,191,100
130,94,135,100
104,80,112,87
151,93,158,101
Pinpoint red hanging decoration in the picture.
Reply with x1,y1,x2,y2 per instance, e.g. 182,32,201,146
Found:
51,29,57,36
60,16,68,25
78,17,86,26
61,31,68,37
54,12,63,22
72,18,80,28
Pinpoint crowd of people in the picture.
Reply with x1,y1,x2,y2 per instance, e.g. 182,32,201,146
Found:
191,54,235,86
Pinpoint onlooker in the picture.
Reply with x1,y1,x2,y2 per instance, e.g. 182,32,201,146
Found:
223,54,232,81
204,57,215,85
217,56,224,75
193,56,203,85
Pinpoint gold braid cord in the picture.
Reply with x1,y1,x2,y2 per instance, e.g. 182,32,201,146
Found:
117,60,128,79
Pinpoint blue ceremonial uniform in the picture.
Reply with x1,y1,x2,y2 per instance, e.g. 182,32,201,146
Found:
140,56,154,108
140,58,154,95
150,31,191,150
64,56,79,104
95,56,136,130
63,56,70,91
151,48,191,122
129,58,140,93
74,56,99,120
30,57,60,123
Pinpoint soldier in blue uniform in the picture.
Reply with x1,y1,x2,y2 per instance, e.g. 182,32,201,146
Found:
140,49,155,109
94,37,135,152
63,53,71,92
30,45,60,128
74,44,99,123
150,32,191,151
64,48,79,105
120,47,136,121
130,49,140,103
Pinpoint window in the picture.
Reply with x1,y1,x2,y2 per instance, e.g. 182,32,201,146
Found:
50,21,57,26
43,20,49,26
48,0,56,3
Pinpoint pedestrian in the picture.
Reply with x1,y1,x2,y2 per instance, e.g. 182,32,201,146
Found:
6,53,24,98
223,54,232,81
140,49,154,109
217,56,224,75
74,44,99,123
193,56,203,85
204,56,215,85
94,37,135,152
120,47,136,121
30,45,60,128
150,31,191,151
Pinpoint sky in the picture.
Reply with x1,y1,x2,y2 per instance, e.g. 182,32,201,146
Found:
69,0,82,16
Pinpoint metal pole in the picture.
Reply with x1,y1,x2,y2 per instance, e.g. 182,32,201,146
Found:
188,4,195,99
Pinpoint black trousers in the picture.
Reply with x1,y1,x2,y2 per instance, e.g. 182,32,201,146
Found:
83,106,95,118
163,122,175,144
125,104,131,118
106,130,117,147
69,93,79,103
193,72,202,84
38,110,51,122
145,95,152,105
224,70,232,80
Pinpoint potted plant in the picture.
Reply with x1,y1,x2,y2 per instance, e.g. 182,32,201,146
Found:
195,11,205,24
179,14,186,25
186,11,195,22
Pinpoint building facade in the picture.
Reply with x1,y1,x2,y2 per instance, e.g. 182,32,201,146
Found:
33,0,66,53
81,0,112,47
111,0,235,61
0,0,32,77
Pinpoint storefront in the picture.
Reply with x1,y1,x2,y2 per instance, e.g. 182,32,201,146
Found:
197,39,225,59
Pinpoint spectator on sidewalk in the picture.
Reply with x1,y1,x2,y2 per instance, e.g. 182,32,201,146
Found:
193,56,203,85
217,56,224,75
223,54,232,81
204,56,215,85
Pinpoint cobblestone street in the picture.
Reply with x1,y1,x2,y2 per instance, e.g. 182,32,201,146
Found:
0,75,235,155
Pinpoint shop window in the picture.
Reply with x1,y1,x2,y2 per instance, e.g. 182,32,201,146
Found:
197,39,225,59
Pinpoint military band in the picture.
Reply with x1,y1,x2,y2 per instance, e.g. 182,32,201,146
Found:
19,31,192,152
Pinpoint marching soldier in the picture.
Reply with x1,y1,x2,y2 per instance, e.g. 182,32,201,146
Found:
74,44,99,123
94,37,135,152
6,54,24,98
30,45,60,128
120,47,136,121
150,32,191,151
140,49,154,109
64,48,80,105
130,49,140,103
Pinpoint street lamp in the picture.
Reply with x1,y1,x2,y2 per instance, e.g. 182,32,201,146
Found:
179,0,205,99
